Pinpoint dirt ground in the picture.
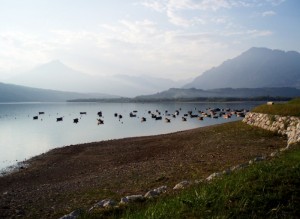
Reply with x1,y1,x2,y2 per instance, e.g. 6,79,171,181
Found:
0,121,287,218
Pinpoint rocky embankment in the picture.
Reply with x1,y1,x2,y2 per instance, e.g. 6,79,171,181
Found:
243,112,300,146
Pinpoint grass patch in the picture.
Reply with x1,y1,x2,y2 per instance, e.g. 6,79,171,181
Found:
252,98,300,117
80,144,300,218
268,114,276,124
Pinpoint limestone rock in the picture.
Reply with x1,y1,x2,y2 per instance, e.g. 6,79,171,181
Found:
120,195,145,204
154,185,167,194
144,185,168,198
173,180,190,190
222,169,231,175
89,199,116,212
230,163,248,171
270,151,279,157
144,190,160,199
249,156,266,165
194,179,204,184
59,209,82,219
206,172,222,181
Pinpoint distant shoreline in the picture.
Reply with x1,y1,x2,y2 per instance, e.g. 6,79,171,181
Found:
67,96,292,103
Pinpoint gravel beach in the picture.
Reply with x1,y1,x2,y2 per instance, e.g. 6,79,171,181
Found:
0,121,286,218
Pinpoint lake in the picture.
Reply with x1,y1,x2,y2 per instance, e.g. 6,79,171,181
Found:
0,101,262,171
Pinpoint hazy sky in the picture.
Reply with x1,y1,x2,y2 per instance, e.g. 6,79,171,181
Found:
0,0,299,80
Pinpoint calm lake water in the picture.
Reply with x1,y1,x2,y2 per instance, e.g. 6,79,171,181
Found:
0,101,262,171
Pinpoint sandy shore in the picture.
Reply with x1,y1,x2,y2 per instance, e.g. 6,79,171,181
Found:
0,121,286,218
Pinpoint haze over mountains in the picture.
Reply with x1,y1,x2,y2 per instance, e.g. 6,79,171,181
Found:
1,47,300,102
4,60,188,97
0,82,118,102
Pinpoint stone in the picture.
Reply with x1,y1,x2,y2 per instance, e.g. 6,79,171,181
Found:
206,172,222,181
144,190,159,199
89,199,116,212
231,163,248,171
119,197,129,205
270,151,279,157
144,186,167,199
194,179,204,184
173,180,190,190
59,209,82,219
249,156,266,165
120,195,145,204
154,185,167,194
280,147,288,152
222,169,231,175
103,200,116,208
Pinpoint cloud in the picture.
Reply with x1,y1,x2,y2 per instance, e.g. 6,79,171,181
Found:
266,0,286,6
165,0,232,27
141,0,233,27
141,0,284,28
0,31,54,72
141,0,166,12
221,29,273,38
262,10,276,17
194,0,231,11
166,9,191,27
248,30,273,38
142,0,285,13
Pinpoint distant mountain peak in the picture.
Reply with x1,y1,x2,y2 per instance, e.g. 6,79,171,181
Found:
247,47,270,52
36,60,70,71
48,59,63,64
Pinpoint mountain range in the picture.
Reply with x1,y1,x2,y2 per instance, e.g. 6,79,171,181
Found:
1,47,300,102
184,47,300,89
